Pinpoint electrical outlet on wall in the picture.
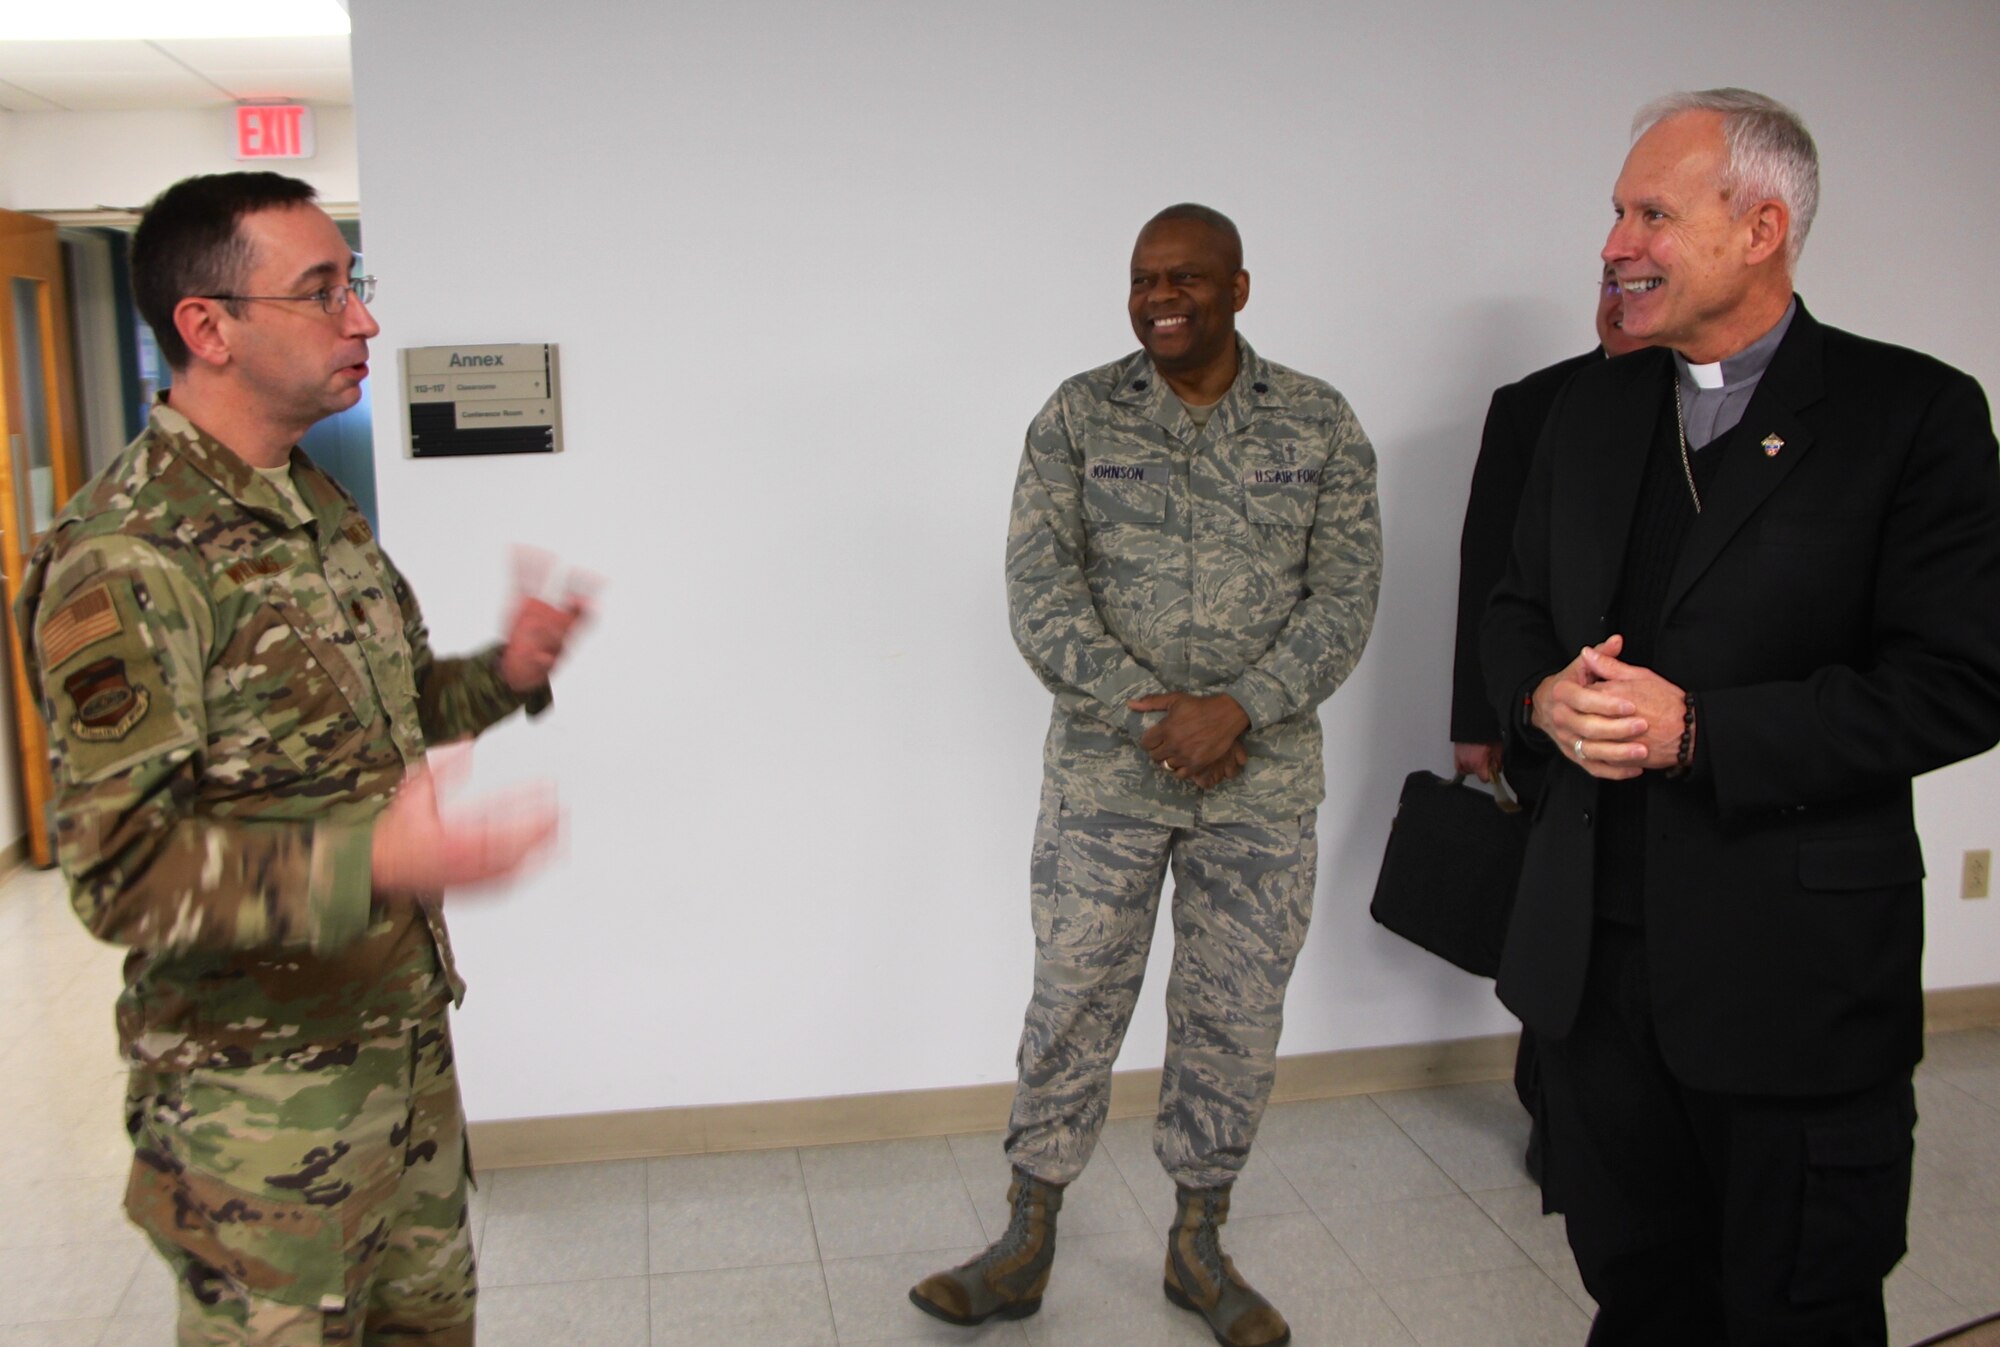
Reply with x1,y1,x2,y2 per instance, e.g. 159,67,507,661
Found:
1965,849,1992,900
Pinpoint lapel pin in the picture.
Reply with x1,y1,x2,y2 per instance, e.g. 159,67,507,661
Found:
1761,433,1785,458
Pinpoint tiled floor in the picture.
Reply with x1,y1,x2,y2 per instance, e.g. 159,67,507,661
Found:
5,864,2000,1346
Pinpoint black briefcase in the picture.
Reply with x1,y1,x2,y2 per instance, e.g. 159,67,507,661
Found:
1368,770,1529,978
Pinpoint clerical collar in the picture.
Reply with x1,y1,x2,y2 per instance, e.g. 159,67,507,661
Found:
1671,298,1797,450
1674,297,1797,389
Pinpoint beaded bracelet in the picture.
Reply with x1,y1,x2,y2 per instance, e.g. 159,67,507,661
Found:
1665,692,1696,778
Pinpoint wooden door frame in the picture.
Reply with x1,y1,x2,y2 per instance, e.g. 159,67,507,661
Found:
0,207,90,867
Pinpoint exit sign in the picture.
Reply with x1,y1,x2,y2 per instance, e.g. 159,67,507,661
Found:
234,104,316,160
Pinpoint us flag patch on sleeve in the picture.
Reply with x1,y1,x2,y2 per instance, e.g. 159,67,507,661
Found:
40,585,122,669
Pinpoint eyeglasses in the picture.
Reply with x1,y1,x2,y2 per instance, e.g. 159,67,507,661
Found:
202,276,377,315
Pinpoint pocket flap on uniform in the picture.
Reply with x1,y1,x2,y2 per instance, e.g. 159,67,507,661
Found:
1243,475,1317,528
1796,833,1924,891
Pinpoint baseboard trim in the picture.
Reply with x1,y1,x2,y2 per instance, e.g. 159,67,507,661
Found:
468,983,2000,1172
1925,983,2000,1035
469,1030,1523,1171
0,837,28,882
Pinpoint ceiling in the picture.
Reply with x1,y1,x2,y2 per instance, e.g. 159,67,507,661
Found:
0,36,351,112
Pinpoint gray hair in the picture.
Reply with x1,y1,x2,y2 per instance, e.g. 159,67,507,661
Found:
1633,88,1818,268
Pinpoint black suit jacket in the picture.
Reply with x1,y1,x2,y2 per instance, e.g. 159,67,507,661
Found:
1451,348,1601,745
1481,300,2000,1096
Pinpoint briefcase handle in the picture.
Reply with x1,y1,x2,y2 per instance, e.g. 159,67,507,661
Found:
1450,770,1523,815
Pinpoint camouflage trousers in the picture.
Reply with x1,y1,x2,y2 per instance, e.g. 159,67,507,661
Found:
124,1001,475,1345
1006,785,1317,1190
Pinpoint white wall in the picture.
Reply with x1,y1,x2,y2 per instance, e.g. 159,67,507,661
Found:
0,109,15,202
343,0,2000,1125
0,106,358,212
0,113,20,852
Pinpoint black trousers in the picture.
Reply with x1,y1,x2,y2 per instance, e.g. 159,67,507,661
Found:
1539,922,1915,1347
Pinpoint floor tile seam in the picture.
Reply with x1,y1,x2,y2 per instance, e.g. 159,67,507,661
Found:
1260,1117,1461,1187
481,1194,650,1223
791,1145,827,1277
0,1317,112,1347
642,1157,655,1344
648,1241,833,1278
1364,1257,1568,1298
1471,1192,1567,1277
1363,1275,1429,1346
941,1124,998,1243
0,1307,115,1329
1929,1073,2000,1114
810,1227,839,1347
1316,1194,1536,1290
1367,1096,1490,1190
482,1270,650,1292
1893,1262,1970,1312
1274,1159,1467,1219
1550,1272,1596,1319
1287,1201,1377,1285
99,1242,148,1330
1092,1121,1153,1200
1514,1243,1595,1313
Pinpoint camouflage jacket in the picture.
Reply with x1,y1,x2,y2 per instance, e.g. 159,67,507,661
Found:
1007,339,1381,825
16,402,545,1071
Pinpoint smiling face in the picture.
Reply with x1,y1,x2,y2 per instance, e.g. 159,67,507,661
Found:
1595,264,1644,356
1602,109,1791,363
1128,217,1249,397
223,204,380,433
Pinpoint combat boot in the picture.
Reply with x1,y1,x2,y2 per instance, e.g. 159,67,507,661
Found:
908,1168,1064,1326
1163,1182,1291,1347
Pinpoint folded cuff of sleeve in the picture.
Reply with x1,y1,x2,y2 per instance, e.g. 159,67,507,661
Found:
1091,664,1163,720
1221,669,1290,732
479,643,555,718
306,817,376,953
1508,670,1560,754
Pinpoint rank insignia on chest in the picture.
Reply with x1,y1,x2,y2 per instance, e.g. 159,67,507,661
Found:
63,656,151,742
1761,434,1785,457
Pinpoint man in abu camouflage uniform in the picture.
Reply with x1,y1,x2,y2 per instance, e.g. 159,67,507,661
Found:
910,205,1380,1347
16,172,586,1344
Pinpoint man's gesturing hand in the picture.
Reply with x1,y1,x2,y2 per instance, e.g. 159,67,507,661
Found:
497,547,594,695
1129,692,1251,783
371,748,559,897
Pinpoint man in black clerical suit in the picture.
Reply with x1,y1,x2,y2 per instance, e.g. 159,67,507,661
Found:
1483,88,2000,1345
1450,267,1647,1201
1452,264,1645,789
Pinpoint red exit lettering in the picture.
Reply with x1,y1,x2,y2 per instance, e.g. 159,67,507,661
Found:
235,105,316,160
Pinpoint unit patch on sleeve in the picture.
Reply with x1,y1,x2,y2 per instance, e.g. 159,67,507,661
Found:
63,656,151,741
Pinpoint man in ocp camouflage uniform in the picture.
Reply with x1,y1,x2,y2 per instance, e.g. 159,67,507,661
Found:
910,205,1380,1347
16,172,586,1344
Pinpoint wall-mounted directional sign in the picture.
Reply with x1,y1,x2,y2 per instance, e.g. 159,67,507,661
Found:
402,343,563,457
